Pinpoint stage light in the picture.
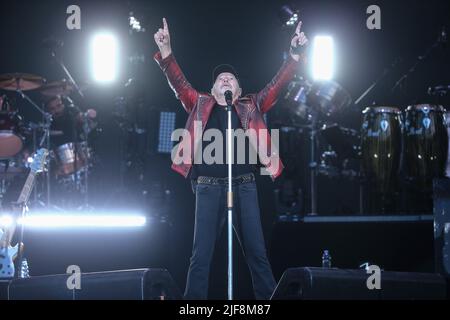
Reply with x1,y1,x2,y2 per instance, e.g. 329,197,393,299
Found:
129,13,145,33
312,36,334,81
0,214,14,228
17,212,146,228
158,111,176,154
278,5,299,27
91,33,119,83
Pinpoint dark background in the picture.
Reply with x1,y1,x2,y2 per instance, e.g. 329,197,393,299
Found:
0,0,449,299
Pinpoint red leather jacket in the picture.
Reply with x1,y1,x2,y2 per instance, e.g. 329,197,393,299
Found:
154,52,301,180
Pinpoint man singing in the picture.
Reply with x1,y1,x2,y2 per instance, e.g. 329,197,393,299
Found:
154,18,307,300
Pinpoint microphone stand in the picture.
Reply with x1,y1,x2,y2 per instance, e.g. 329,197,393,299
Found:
50,50,84,98
225,92,234,300
391,28,446,95
354,57,401,106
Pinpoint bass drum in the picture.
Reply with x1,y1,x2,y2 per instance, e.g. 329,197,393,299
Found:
0,112,24,159
361,107,402,194
404,104,448,189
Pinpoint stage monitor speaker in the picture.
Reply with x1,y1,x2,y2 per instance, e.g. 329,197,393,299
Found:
434,178,450,276
6,268,182,300
271,267,446,300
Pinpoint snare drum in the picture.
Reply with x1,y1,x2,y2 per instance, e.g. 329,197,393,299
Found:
361,107,402,193
54,142,90,176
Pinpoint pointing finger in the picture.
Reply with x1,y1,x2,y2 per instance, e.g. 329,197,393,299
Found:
163,18,169,33
295,21,302,36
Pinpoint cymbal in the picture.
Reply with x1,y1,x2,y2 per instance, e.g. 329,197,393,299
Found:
40,79,74,97
0,73,46,91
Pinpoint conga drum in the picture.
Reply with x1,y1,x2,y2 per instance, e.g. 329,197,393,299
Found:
404,104,448,190
361,107,402,194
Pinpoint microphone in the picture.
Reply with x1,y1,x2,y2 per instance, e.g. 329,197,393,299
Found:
439,26,447,47
439,26,447,42
224,90,233,106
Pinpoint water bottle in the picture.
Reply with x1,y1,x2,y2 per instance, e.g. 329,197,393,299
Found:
322,250,332,268
19,258,30,278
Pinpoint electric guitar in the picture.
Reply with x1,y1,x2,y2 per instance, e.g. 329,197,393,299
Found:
0,148,48,278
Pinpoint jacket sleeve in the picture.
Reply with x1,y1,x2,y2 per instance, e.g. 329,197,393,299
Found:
154,52,199,113
255,54,304,114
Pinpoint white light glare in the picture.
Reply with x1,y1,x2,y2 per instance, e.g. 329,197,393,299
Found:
312,36,334,81
0,215,14,228
16,213,146,228
91,33,119,83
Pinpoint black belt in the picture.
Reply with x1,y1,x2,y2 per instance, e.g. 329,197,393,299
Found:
196,173,255,186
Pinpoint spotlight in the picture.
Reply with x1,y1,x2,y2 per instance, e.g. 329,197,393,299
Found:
129,12,145,33
278,5,299,27
91,32,119,83
312,36,334,81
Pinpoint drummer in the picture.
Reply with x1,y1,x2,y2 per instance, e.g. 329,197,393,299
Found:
44,95,97,147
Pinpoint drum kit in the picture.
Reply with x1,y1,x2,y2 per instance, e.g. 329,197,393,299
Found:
0,73,94,209
283,77,450,214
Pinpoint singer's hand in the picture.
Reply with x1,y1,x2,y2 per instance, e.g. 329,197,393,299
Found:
154,18,172,59
86,109,97,119
290,21,308,62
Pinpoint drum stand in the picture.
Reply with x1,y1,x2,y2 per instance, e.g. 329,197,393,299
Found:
308,111,319,215
73,104,91,210
289,102,319,215
49,45,91,210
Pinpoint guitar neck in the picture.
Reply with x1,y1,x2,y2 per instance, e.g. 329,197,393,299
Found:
0,171,37,248
17,171,37,205
0,148,47,249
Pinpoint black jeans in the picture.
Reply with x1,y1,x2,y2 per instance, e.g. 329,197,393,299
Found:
184,177,276,300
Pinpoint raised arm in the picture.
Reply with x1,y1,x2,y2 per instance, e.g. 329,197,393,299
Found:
154,18,198,113
256,21,308,113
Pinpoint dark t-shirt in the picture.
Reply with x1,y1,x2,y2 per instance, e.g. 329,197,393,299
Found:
50,110,79,147
191,104,255,179
50,107,96,148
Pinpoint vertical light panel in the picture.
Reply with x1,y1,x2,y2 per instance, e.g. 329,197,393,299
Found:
91,33,118,83
312,36,334,81
158,111,176,153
